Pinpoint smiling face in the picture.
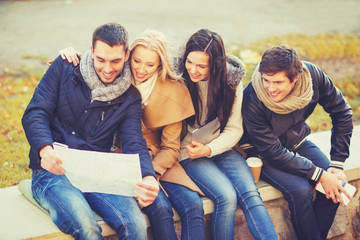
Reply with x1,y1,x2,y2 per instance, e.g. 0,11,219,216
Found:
91,40,129,84
130,45,161,84
262,71,299,102
185,51,210,82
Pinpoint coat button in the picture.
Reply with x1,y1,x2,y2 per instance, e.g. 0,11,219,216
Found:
108,101,111,104
72,131,76,135
84,110,88,113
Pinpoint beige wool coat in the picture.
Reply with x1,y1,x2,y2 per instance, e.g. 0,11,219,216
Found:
141,78,203,195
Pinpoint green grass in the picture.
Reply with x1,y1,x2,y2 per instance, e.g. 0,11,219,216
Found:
0,68,43,188
1,33,359,188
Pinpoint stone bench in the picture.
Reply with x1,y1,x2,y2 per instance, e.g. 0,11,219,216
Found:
1,126,359,239
0,179,277,239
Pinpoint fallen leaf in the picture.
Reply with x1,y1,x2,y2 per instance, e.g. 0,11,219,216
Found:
12,181,19,186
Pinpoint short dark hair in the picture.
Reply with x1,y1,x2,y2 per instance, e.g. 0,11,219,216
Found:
92,23,129,50
259,45,302,82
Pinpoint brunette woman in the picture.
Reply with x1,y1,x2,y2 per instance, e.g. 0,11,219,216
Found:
177,29,277,240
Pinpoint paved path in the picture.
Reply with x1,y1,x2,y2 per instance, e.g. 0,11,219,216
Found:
0,0,360,70
308,126,360,170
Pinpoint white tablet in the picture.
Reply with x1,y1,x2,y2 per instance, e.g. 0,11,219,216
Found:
192,117,221,144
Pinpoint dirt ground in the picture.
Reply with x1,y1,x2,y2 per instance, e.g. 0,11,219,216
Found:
0,0,360,72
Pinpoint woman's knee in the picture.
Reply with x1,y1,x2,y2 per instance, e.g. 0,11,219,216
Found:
180,195,204,217
238,189,264,209
214,187,237,210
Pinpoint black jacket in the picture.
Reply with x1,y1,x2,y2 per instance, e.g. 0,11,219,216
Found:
242,61,353,182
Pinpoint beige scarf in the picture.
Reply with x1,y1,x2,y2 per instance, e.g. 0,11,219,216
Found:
132,72,158,108
252,63,313,114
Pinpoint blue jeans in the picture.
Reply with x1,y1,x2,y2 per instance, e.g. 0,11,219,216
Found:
180,150,277,240
142,181,205,240
32,169,147,240
261,140,339,240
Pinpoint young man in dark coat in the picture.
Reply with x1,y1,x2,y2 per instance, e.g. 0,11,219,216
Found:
242,45,353,240
22,23,158,240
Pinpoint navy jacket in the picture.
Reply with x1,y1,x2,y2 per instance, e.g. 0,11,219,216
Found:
22,56,155,178
242,61,353,182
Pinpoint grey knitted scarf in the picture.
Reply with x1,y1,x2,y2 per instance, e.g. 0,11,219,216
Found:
252,63,313,114
80,50,131,102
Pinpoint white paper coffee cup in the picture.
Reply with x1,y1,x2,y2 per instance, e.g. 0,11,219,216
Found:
246,157,263,182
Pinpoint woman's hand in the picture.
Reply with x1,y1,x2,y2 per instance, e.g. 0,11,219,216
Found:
59,47,82,66
186,140,211,159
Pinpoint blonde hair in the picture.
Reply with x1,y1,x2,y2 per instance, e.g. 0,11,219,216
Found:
130,30,179,82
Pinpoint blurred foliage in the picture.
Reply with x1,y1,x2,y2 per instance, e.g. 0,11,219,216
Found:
22,54,50,65
231,33,360,62
229,33,360,84
1,33,359,188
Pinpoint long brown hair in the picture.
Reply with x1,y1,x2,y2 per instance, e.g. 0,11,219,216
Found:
181,29,235,132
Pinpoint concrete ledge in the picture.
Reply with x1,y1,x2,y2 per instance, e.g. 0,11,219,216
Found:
0,180,276,240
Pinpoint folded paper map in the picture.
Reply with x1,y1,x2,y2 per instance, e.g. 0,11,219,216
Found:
53,142,141,196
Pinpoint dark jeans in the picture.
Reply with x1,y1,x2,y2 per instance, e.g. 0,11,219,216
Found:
261,140,339,240
142,181,205,240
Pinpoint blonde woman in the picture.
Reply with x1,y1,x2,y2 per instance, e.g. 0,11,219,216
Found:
58,30,205,240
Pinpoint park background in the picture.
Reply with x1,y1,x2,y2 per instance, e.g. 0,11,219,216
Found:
0,0,359,188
